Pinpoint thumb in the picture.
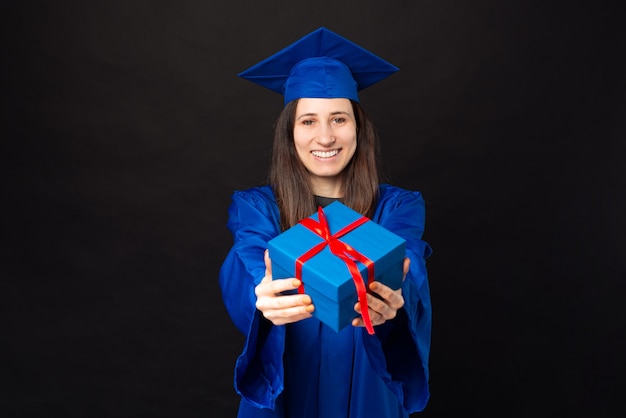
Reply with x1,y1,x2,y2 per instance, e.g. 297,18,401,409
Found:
402,257,410,281
264,249,273,278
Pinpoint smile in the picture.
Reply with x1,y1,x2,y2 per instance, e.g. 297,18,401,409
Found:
311,149,339,158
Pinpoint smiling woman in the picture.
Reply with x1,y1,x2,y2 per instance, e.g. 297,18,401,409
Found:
270,96,382,230
218,27,433,418
293,98,358,198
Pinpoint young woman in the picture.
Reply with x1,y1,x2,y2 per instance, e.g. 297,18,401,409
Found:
219,27,432,418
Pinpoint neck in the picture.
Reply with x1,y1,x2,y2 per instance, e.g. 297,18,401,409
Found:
310,177,343,198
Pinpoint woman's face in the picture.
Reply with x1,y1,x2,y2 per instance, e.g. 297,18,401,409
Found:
293,98,357,197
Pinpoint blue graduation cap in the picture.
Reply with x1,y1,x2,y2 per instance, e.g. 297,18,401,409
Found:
238,27,399,105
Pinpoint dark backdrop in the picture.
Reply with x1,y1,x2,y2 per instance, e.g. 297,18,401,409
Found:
2,1,625,417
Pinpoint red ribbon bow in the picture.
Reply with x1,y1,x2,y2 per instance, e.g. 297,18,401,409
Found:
296,206,376,335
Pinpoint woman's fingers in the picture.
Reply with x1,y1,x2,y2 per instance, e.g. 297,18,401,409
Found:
255,252,315,326
256,293,312,311
256,292,315,325
255,277,302,297
369,282,404,310
352,281,404,327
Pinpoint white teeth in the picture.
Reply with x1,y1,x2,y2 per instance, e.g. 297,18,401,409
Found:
312,150,339,158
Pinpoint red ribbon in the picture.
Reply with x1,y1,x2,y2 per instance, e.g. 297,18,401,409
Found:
295,206,376,335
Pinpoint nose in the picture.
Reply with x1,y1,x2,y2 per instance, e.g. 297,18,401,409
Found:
316,123,335,146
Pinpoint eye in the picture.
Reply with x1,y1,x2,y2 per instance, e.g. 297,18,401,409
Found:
332,117,346,124
301,119,315,126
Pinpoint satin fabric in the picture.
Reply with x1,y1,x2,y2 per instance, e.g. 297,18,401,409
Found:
219,184,432,417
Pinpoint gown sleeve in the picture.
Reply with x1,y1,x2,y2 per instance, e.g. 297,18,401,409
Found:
361,186,433,412
218,188,286,410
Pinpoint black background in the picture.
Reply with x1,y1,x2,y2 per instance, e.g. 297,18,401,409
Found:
3,1,625,417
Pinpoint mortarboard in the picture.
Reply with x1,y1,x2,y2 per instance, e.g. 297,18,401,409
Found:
238,27,399,105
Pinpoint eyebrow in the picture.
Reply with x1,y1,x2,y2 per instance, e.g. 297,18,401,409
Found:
296,111,352,121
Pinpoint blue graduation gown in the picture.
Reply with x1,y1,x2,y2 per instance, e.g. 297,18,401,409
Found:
219,184,432,417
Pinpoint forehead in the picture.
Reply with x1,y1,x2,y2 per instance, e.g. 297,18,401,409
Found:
295,98,354,115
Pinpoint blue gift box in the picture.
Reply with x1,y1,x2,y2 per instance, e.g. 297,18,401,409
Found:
268,201,406,332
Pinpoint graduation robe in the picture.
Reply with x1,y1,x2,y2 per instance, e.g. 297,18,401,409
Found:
219,184,432,417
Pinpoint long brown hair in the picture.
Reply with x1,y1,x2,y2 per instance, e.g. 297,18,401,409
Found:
268,99,382,230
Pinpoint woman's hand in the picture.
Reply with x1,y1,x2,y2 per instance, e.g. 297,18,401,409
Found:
352,257,410,328
255,250,315,326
